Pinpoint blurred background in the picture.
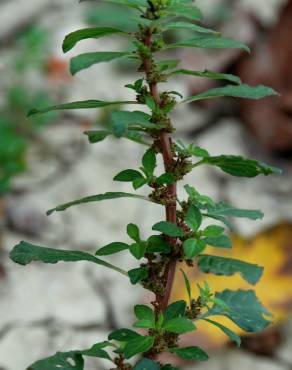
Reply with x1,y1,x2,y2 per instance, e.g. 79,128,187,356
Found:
0,0,292,369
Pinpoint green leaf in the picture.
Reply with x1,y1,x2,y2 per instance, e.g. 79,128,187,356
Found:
205,202,264,220
133,305,155,327
95,242,129,256
84,130,110,143
164,301,187,321
199,155,282,178
167,36,250,52
114,169,144,182
127,223,140,242
185,205,202,231
202,225,225,237
197,255,263,285
28,100,136,117
111,110,153,136
129,242,146,260
169,69,241,84
47,192,153,215
152,221,184,237
164,22,219,36
133,177,148,189
205,289,272,332
133,358,160,370
156,173,175,186
10,241,128,276
108,328,140,342
128,266,148,284
80,0,147,10
157,59,180,72
63,27,127,53
203,318,241,347
161,365,179,370
27,351,84,370
163,317,196,334
180,269,192,302
70,51,132,75
123,336,154,359
134,304,155,321
81,343,112,360
183,239,206,259
147,235,170,253
27,342,113,369
165,4,203,21
169,346,209,361
183,84,278,103
204,235,232,249
142,148,156,175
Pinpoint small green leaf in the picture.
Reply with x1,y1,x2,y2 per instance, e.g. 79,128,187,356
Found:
169,346,209,361
164,22,218,36
27,352,84,370
123,336,154,359
152,221,184,237
206,202,264,220
167,36,250,52
204,235,232,249
111,110,152,136
163,317,196,334
145,96,156,110
185,205,202,230
157,59,180,72
28,100,137,117
129,242,146,260
161,365,179,370
114,169,144,182
164,301,187,321
47,192,153,215
146,235,170,253
134,305,155,321
95,242,129,256
183,239,206,259
205,289,272,332
133,358,160,370
198,255,263,285
109,328,140,342
127,223,140,242
70,51,132,75
202,225,225,237
183,84,278,103
142,148,156,175
63,27,127,53
169,69,241,84
10,241,128,276
180,269,192,302
165,4,203,21
200,155,282,178
203,318,241,347
188,145,210,158
156,173,175,186
84,130,110,143
133,177,148,190
128,267,148,284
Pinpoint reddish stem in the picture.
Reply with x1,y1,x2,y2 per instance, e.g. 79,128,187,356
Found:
143,35,177,312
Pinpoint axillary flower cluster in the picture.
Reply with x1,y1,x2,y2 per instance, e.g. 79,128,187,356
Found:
9,0,281,369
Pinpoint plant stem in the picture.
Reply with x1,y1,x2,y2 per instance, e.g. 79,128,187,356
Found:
143,33,178,313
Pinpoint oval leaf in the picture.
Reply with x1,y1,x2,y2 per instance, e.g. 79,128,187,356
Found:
152,221,184,237
63,27,127,53
70,51,132,75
